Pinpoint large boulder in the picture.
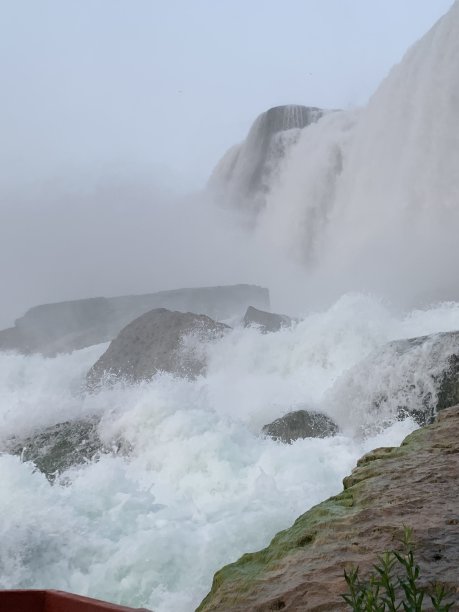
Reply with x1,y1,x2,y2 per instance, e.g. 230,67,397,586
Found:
242,306,292,333
262,409,338,443
0,284,268,356
198,406,459,611
87,308,230,388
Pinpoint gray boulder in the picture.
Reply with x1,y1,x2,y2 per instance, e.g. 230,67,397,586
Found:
0,284,268,356
4,419,105,480
242,306,292,333
262,410,338,444
87,308,230,388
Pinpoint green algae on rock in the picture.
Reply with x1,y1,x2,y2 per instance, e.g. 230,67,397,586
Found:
197,406,459,611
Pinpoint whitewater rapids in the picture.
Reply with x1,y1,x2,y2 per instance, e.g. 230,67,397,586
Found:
2,294,459,611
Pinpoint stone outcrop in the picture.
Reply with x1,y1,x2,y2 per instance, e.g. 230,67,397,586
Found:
262,409,338,443
242,306,292,333
209,105,328,216
87,309,230,388
198,406,459,611
0,284,268,356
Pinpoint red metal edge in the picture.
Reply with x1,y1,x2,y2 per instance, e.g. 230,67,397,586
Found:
0,590,151,612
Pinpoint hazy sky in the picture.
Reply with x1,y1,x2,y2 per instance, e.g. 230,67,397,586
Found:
0,0,455,326
0,0,454,188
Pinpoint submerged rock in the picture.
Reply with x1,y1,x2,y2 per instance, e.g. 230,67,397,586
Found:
87,308,230,388
5,419,104,479
198,406,459,611
262,409,338,443
242,306,292,333
0,284,268,356
329,330,459,430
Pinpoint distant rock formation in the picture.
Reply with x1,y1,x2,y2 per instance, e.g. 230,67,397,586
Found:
198,406,459,611
0,284,268,356
86,309,230,388
242,306,292,333
209,105,327,216
262,409,338,443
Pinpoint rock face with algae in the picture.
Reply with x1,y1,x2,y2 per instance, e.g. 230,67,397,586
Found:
198,406,459,611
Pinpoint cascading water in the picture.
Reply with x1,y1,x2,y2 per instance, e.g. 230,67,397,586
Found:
209,104,327,218
211,1,459,306
2,3,459,612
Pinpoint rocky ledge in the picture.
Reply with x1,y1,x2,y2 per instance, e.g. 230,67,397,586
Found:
198,406,459,611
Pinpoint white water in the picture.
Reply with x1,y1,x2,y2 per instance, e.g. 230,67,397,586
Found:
2,295,459,611
2,3,459,610
209,2,459,308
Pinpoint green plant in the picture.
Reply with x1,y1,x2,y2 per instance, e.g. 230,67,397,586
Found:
342,527,454,611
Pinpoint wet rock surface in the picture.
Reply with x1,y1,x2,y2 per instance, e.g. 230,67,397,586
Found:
87,308,230,388
262,409,338,443
198,406,459,611
4,419,105,479
242,306,292,334
331,330,459,429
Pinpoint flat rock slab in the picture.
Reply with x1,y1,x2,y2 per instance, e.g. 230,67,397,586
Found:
198,406,459,611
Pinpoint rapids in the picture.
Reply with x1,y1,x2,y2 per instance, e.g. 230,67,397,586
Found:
2,295,459,611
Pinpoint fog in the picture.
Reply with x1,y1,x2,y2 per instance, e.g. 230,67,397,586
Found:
0,0,455,328
0,171,314,328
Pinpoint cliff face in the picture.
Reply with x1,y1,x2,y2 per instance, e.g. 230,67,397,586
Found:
198,406,459,611
209,105,327,217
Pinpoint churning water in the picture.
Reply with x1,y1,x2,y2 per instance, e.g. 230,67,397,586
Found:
2,295,459,611
2,2,459,609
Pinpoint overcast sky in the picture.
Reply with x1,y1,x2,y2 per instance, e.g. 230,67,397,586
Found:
0,0,455,326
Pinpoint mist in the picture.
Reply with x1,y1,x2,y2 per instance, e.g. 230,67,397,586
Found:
1,0,455,328
2,3,459,611
0,169,316,328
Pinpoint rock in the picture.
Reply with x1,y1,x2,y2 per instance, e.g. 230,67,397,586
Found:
436,353,459,411
262,410,338,443
198,406,459,611
5,419,104,479
242,306,292,333
87,309,230,388
329,330,459,429
209,105,328,216
0,284,268,356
